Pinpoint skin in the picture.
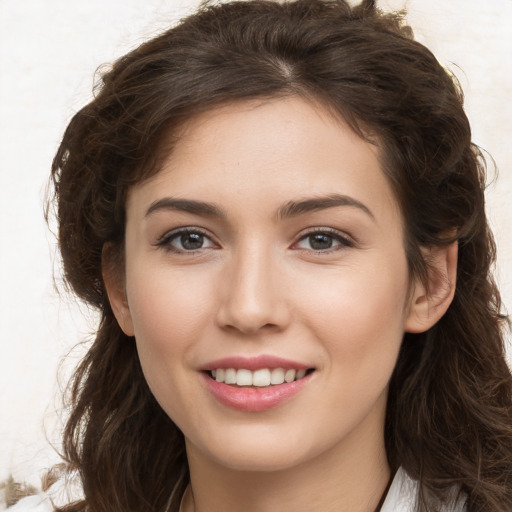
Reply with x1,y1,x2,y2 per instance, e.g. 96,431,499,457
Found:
105,97,457,512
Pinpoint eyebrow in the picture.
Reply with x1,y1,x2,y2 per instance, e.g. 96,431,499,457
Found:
146,197,227,218
277,194,375,221
145,194,374,221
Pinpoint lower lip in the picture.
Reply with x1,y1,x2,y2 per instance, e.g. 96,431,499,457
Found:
203,372,312,412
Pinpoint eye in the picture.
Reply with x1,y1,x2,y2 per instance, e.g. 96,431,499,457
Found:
157,228,217,253
294,229,353,252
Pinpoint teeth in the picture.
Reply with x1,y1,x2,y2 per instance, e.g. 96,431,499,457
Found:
236,369,253,386
252,369,271,387
270,368,285,384
225,368,237,384
284,369,296,383
210,367,310,387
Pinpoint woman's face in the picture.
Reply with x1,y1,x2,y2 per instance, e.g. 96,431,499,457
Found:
111,97,424,472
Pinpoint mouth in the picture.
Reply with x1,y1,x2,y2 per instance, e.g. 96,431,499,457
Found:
201,356,316,411
207,367,315,387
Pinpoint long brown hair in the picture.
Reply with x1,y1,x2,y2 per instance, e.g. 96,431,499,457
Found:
48,0,512,510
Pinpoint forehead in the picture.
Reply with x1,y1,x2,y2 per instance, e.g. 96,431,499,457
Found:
127,97,401,224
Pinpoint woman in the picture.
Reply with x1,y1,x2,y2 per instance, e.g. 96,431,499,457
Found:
41,0,512,510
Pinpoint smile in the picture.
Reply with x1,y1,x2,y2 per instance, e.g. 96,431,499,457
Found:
201,356,315,412
210,367,310,387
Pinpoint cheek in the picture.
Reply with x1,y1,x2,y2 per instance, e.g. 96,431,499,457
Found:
125,266,218,423
296,257,409,369
125,265,217,380
128,265,212,335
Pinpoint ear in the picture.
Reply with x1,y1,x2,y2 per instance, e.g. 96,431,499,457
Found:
405,241,458,333
102,244,135,336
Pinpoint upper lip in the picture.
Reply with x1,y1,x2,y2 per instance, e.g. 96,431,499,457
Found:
200,355,312,372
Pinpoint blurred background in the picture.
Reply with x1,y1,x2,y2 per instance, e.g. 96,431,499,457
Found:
1,0,511,491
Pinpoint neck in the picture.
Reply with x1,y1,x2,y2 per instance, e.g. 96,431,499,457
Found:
183,411,390,512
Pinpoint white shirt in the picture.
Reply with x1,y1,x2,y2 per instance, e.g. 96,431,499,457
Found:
4,493,53,511
381,467,467,512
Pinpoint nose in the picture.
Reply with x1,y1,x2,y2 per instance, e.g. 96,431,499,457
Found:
215,243,291,335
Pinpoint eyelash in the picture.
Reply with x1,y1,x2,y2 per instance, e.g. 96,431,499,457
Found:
294,227,354,253
155,227,354,254
155,227,217,254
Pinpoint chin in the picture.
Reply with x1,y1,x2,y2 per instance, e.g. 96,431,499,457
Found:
211,446,309,473
185,420,338,475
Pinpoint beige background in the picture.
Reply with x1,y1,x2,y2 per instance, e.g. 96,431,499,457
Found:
0,0,511,488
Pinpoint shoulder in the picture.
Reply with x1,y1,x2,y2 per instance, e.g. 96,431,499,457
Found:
381,467,467,512
4,492,53,511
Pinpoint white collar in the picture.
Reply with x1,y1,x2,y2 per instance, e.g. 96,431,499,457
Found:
380,467,467,512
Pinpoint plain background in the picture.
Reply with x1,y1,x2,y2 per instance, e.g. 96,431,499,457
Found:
1,0,511,489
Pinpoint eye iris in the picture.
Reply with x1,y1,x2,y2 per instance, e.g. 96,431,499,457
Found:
181,232,204,250
309,233,333,250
